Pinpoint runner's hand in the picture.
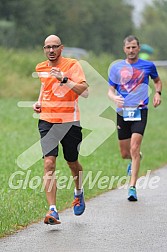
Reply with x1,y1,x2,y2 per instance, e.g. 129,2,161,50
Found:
33,102,41,113
113,95,124,108
153,93,161,107
50,67,63,81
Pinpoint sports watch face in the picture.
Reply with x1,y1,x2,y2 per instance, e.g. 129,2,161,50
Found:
61,77,68,83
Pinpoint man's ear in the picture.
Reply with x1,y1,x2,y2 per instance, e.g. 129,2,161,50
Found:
61,45,64,52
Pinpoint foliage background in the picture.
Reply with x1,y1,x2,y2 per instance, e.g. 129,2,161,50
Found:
0,0,133,55
0,0,166,59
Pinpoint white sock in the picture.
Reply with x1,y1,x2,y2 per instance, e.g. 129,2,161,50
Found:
74,187,83,196
49,205,57,212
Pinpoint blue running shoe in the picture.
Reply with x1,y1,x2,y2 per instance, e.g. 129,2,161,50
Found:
44,208,61,225
128,186,137,201
127,162,132,176
127,152,142,176
72,192,85,216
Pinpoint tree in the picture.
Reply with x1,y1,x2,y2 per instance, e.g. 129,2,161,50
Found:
53,0,134,55
0,0,134,56
136,0,167,59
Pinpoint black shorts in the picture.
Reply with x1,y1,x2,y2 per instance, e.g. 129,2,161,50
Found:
38,120,82,162
117,109,148,140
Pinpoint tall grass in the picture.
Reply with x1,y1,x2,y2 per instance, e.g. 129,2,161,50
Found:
0,49,167,237
0,47,43,99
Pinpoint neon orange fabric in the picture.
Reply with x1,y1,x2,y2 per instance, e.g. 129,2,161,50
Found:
36,57,86,123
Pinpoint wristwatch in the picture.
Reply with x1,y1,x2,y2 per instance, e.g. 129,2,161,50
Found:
60,77,68,86
156,91,161,95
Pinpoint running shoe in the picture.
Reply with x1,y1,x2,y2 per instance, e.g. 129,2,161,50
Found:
44,208,61,225
127,152,143,176
127,162,132,176
72,192,85,216
128,186,138,201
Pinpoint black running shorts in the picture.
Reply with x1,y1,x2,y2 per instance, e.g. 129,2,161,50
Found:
38,120,82,162
117,109,148,140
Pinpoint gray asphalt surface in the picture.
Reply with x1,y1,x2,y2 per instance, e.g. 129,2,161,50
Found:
1,166,167,252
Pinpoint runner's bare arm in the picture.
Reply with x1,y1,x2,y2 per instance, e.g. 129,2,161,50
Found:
108,86,124,107
33,85,44,113
153,77,162,107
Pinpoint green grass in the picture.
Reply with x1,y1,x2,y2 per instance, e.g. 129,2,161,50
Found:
0,50,167,237
0,47,43,99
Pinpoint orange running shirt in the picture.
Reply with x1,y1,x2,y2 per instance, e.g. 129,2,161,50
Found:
36,57,86,123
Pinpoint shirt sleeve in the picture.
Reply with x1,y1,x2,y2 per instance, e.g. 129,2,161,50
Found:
150,62,159,79
66,61,86,84
108,64,117,87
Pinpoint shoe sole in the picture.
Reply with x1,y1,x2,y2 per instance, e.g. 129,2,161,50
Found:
44,215,61,225
74,209,85,216
128,196,137,201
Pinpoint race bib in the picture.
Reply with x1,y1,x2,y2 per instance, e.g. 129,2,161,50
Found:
123,107,141,121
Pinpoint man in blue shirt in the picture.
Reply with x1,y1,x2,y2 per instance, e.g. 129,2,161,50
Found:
108,35,162,201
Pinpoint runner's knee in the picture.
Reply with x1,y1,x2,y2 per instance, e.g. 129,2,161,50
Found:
44,157,55,173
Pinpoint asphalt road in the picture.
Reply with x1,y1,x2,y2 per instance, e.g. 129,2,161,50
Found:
1,166,167,252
